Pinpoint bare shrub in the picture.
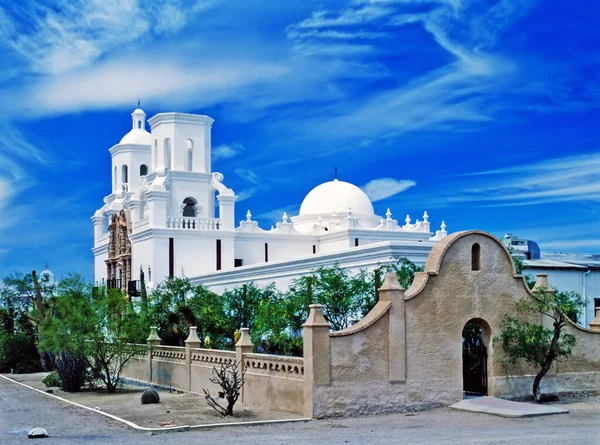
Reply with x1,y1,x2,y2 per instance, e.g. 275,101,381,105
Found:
203,360,245,416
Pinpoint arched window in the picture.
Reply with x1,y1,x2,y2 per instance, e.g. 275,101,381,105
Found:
163,138,171,170
185,139,193,172
182,197,197,217
472,243,481,271
113,166,117,189
121,165,128,184
153,140,158,169
140,164,148,176
137,121,142,129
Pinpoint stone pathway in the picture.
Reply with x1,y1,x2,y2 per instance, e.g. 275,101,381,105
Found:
450,396,569,418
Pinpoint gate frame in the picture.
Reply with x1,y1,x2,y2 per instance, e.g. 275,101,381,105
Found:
461,317,493,397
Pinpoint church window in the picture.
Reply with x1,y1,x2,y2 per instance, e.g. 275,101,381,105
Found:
216,240,222,271
137,121,141,129
235,259,243,268
472,243,481,271
121,165,128,184
153,140,158,169
185,139,193,172
354,238,359,247
182,197,197,217
140,164,148,176
312,245,316,254
163,138,172,169
265,243,269,263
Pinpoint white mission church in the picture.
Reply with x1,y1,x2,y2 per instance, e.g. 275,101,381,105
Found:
92,108,449,295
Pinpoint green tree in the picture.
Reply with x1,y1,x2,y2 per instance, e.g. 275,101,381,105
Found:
512,255,536,289
287,264,372,331
40,276,143,393
148,277,196,345
494,287,585,402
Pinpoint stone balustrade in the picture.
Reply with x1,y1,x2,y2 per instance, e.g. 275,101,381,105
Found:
121,327,305,415
166,216,221,230
243,353,304,379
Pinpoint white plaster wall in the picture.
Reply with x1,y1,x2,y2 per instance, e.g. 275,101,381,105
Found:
173,123,210,173
112,147,151,194
168,173,214,219
93,248,108,285
131,238,154,282
193,241,433,293
234,236,316,267
526,268,600,328
319,236,351,253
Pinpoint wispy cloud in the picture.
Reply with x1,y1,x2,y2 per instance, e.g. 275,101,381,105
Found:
213,143,244,162
361,178,416,202
0,0,217,75
448,152,600,207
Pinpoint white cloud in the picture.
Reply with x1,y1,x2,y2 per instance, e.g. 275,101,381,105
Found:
255,205,301,224
234,168,261,185
361,178,416,202
0,0,219,75
236,188,258,202
4,56,286,118
213,143,244,162
447,152,600,207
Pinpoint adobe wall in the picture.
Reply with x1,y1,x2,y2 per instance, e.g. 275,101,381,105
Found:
305,231,600,418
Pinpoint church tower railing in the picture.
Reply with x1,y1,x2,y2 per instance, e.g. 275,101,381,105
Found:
166,216,221,230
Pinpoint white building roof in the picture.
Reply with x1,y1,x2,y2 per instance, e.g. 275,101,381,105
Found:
299,179,374,216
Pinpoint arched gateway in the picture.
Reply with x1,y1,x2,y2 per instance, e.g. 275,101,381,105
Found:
462,318,491,396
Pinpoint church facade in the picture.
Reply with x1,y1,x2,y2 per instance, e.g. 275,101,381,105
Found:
92,108,449,294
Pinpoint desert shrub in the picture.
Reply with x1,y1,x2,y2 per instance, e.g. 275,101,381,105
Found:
50,350,88,392
42,370,61,388
0,331,41,373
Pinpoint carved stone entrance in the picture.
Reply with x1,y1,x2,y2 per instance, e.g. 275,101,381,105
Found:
105,210,132,296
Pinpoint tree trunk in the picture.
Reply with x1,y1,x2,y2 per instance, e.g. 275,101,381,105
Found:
532,326,562,402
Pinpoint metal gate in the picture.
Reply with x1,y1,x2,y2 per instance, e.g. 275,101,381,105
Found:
463,341,488,396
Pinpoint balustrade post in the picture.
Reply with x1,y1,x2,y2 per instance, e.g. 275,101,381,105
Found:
185,326,201,391
146,326,161,383
235,328,253,402
302,304,331,418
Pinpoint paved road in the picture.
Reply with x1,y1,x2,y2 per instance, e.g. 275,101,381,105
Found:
2,377,600,444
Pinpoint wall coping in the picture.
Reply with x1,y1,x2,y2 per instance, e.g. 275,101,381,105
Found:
329,301,391,337
405,230,533,300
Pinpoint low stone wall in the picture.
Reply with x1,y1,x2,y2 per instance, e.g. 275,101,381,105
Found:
494,372,600,399
121,329,305,415
243,353,304,414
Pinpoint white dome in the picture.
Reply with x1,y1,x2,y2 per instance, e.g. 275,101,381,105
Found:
119,129,151,145
299,179,374,216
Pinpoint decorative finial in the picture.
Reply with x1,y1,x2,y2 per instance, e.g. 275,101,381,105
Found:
405,214,411,225
386,208,392,221
334,166,338,180
282,212,289,223
441,221,447,231
246,210,252,221
347,206,353,216
423,211,429,222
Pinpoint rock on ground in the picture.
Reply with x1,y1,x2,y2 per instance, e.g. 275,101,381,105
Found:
27,427,48,438
141,388,160,404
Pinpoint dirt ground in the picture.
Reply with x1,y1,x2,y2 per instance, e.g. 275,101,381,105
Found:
7,372,301,428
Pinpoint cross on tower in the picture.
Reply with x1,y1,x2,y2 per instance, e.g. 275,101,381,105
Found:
334,166,338,180
44,262,49,270
137,98,140,108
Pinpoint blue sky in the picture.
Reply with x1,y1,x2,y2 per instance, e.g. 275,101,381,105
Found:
0,0,598,280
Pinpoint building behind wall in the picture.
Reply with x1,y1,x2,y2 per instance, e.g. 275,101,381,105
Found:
92,108,449,296
502,234,600,328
